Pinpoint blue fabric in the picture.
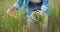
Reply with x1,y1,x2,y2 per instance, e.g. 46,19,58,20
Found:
13,0,49,19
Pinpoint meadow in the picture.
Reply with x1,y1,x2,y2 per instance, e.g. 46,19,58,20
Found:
0,0,60,32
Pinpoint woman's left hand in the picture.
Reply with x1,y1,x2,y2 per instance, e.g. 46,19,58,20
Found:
39,10,45,15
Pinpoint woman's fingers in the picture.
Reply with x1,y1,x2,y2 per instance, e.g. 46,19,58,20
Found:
7,8,13,16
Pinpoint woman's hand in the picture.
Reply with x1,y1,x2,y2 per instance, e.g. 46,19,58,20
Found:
39,10,45,15
7,8,13,16
7,6,16,16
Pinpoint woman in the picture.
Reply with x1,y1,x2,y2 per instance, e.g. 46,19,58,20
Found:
7,0,49,32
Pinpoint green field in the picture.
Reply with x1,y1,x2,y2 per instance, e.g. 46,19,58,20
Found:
0,0,60,32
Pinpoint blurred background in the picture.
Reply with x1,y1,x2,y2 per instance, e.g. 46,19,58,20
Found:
0,0,60,32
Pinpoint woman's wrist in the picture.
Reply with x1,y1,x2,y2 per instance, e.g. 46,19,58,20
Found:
10,6,16,11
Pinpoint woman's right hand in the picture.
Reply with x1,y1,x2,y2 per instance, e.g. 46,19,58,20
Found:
7,6,16,16
7,8,13,16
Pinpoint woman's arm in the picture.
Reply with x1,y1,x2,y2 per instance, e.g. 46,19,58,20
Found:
40,0,49,14
13,0,23,9
41,0,49,14
7,0,23,15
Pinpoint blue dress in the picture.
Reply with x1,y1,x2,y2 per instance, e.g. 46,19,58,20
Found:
13,0,49,31
13,0,49,19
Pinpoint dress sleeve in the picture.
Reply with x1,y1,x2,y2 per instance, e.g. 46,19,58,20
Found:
13,0,23,9
41,0,49,12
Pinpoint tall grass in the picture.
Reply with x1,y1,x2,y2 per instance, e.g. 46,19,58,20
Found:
0,0,60,32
